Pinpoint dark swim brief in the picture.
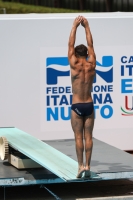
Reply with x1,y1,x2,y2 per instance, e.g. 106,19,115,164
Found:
71,102,94,117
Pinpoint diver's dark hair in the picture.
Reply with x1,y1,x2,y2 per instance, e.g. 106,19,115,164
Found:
75,44,88,57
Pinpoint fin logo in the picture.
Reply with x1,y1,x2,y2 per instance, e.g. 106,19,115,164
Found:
94,56,113,83
46,57,70,85
46,56,113,85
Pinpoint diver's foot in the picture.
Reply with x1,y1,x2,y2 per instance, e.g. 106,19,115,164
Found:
76,167,85,178
85,169,91,178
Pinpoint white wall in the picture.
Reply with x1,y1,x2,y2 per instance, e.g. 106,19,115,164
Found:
0,13,133,150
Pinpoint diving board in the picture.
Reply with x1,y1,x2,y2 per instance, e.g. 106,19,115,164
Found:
0,127,99,182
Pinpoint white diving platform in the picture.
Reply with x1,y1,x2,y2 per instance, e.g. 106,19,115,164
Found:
0,127,133,186
0,127,99,184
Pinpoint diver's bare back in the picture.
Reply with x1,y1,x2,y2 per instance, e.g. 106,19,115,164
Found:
71,58,95,104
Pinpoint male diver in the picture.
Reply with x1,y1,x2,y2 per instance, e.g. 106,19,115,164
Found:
68,16,96,178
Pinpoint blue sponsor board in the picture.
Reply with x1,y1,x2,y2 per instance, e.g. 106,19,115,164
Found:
46,56,114,121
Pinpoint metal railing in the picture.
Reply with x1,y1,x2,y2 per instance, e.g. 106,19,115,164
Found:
1,0,133,12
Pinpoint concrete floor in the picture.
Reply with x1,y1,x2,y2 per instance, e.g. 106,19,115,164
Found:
1,138,133,199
